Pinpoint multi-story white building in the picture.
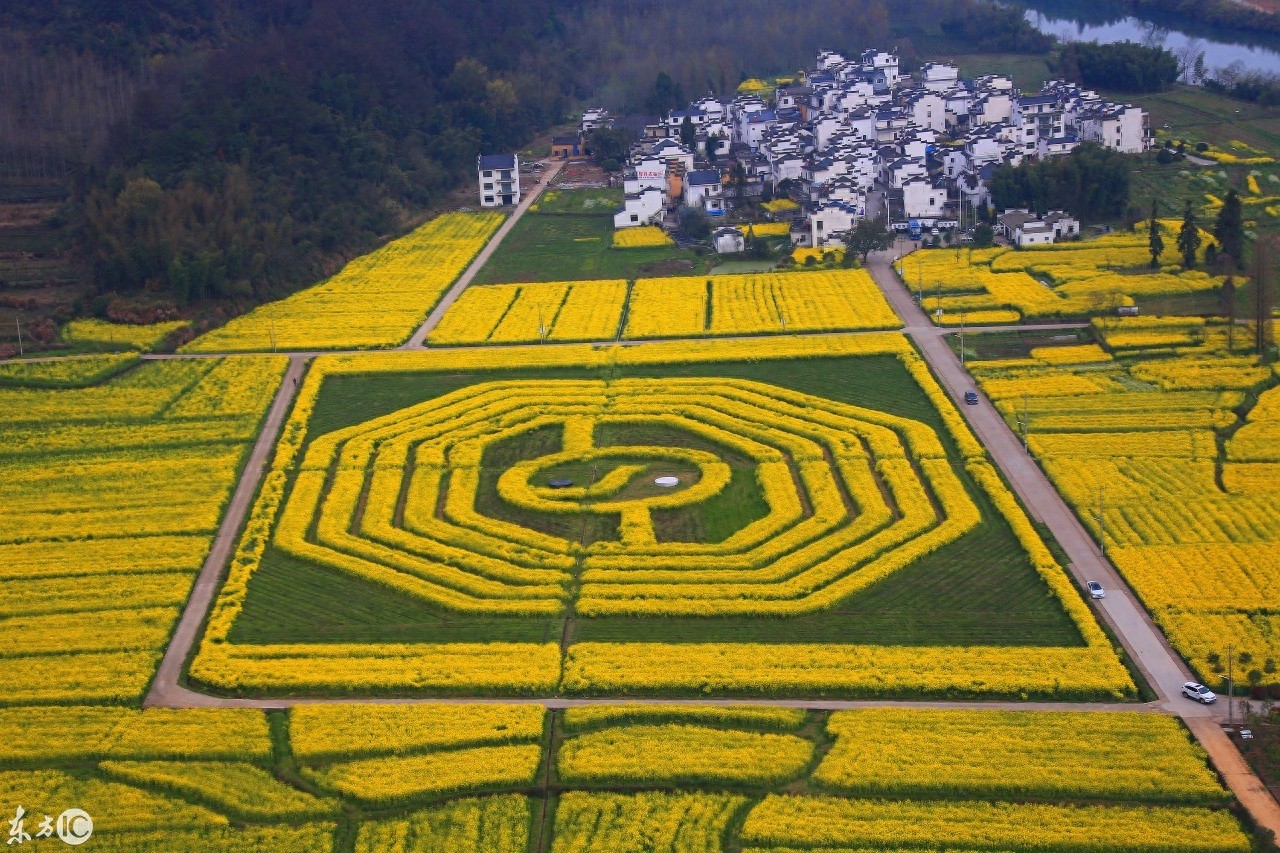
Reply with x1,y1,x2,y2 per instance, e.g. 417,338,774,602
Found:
1078,103,1149,154
861,49,901,88
683,169,725,214
920,62,960,92
901,177,948,218
614,186,665,228
477,154,520,207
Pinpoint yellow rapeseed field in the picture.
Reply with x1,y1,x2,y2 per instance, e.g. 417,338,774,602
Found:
184,211,502,351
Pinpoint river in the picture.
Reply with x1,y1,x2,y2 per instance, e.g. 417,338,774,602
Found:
1016,0,1280,75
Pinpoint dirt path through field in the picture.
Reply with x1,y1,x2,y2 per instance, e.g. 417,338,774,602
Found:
144,354,309,708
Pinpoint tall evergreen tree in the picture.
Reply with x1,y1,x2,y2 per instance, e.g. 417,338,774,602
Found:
680,115,696,149
1215,189,1246,271
645,72,684,116
1177,200,1202,269
1148,201,1164,268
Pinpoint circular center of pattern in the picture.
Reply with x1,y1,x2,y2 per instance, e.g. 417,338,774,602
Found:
274,378,980,618
498,446,730,516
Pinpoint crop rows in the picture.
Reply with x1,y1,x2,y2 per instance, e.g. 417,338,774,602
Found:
429,279,628,344
429,269,900,345
906,220,1231,322
0,698,1246,849
218,376,981,617
0,355,287,703
970,340,1280,684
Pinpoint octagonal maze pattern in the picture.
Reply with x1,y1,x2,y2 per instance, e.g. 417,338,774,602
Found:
275,378,982,618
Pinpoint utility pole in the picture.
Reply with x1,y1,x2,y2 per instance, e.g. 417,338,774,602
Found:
15,317,22,357
1018,393,1029,451
959,312,966,365
1093,485,1107,558
1228,643,1236,727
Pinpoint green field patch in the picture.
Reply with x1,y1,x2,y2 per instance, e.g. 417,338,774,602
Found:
475,189,700,283
232,354,1083,652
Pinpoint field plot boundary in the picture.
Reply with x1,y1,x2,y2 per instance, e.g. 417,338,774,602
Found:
164,332,1131,703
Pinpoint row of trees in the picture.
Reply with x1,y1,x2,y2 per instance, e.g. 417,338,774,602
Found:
1056,41,1179,93
937,1,1054,54
987,143,1131,223
1123,0,1280,37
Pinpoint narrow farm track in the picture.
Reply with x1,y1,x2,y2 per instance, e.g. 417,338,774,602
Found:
1,320,1090,367
145,354,310,709
403,158,567,348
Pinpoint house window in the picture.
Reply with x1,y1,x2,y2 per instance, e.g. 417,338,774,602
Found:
483,183,493,190
483,170,492,178
484,196,494,204
631,215,639,222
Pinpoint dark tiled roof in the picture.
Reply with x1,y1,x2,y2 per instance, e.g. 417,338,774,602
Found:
478,153,517,170
686,170,722,186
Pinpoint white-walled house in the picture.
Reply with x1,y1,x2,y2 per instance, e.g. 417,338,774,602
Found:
997,209,1081,246
920,62,960,92
683,169,725,214
477,153,520,207
580,108,610,134
1037,135,1080,158
796,200,860,249
970,91,1014,126
648,139,696,173
1078,104,1149,153
624,158,668,194
713,226,745,254
901,177,947,218
861,50,901,87
904,91,947,132
614,186,665,228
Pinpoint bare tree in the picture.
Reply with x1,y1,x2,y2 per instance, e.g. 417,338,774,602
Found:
1174,39,1204,85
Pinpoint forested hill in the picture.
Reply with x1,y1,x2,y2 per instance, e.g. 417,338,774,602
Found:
2,0,584,306
0,0,1023,314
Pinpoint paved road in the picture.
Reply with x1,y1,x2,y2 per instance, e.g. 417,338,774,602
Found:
144,355,310,708
403,159,566,348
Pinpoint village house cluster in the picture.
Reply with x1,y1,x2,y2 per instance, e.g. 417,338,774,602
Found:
570,49,1148,251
